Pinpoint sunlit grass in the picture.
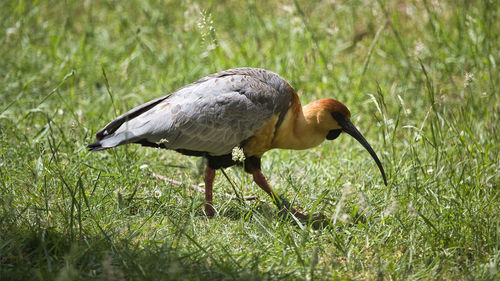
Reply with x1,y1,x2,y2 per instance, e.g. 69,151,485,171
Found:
1,0,499,280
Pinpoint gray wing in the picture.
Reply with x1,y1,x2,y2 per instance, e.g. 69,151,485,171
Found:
90,68,295,156
93,95,170,141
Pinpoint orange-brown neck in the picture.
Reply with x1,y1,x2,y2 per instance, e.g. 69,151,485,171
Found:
271,99,344,150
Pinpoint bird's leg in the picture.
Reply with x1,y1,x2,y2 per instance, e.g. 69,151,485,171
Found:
251,169,307,220
204,166,216,217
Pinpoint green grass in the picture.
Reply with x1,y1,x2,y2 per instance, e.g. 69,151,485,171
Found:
1,0,499,280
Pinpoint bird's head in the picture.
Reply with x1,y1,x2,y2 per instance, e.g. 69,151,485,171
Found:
306,99,387,185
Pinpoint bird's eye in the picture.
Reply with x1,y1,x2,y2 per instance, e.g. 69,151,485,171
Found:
326,129,342,140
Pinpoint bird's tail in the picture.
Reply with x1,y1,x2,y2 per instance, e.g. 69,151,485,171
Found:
87,141,109,151
87,132,137,151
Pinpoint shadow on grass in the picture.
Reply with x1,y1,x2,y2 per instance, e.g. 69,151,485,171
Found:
0,200,356,280
0,221,276,281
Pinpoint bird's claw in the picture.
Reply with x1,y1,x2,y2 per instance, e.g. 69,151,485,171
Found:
275,194,328,229
277,194,291,210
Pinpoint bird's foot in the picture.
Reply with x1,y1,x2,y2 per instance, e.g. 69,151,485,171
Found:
276,195,327,229
204,203,215,218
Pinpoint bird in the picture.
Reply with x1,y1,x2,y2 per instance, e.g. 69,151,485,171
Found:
88,67,387,219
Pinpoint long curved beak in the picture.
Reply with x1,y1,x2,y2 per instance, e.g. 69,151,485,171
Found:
332,113,388,185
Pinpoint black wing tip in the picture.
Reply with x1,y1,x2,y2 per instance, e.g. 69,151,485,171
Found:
87,141,107,151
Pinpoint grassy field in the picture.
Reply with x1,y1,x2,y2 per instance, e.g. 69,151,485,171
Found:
1,0,499,280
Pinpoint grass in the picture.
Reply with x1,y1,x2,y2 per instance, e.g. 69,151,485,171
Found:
1,0,499,280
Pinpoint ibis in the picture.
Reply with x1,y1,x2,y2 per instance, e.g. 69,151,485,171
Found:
88,68,387,219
